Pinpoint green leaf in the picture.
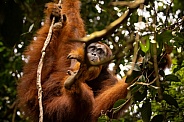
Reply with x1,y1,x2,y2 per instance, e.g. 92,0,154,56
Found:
165,74,181,82
0,41,3,46
113,99,129,116
150,114,164,122
139,38,150,53
0,47,6,52
174,36,184,47
140,100,152,122
113,99,126,108
134,90,147,102
98,115,110,122
163,93,179,108
125,71,142,83
159,30,173,43
130,84,142,94
156,30,173,55
173,65,184,73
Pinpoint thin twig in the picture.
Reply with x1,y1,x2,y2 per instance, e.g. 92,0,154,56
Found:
164,0,173,27
36,1,62,122
128,76,159,90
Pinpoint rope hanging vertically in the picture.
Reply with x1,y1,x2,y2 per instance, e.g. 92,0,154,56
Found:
36,0,62,122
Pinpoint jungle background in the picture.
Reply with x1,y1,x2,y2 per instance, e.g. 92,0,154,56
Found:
0,0,184,122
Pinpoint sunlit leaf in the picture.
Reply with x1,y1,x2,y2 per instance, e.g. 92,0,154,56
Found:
98,115,110,122
139,38,150,53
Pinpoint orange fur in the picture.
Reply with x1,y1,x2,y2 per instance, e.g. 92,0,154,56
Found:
17,1,92,121
68,42,129,121
92,79,129,121
17,1,129,122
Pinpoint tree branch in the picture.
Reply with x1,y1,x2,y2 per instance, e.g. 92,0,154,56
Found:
72,9,130,46
111,0,145,9
152,5,163,100
64,0,145,94
127,4,144,76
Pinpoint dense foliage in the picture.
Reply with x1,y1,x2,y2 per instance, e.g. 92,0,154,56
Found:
0,0,184,122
